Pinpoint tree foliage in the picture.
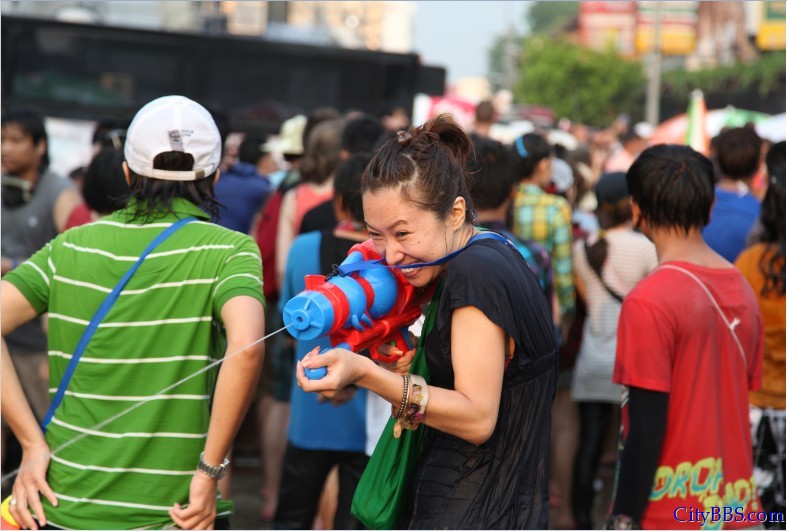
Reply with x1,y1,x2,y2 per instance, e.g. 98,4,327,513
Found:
513,37,646,127
663,52,786,97
525,1,578,34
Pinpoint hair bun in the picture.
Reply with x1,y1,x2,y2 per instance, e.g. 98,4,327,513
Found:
397,130,413,145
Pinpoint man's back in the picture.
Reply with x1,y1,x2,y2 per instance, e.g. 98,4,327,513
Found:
614,262,763,529
4,198,264,529
213,161,272,234
702,188,761,263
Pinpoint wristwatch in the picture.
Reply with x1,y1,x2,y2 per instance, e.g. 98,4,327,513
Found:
197,452,230,480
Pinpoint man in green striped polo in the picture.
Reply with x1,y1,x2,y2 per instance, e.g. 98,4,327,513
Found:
1,95,266,530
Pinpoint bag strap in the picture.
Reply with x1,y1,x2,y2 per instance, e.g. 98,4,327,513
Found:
654,264,746,364
336,230,515,276
41,216,197,431
583,241,625,304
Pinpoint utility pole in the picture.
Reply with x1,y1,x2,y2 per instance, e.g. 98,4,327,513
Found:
645,1,663,125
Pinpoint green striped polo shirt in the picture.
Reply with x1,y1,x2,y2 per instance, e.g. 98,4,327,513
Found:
4,198,265,530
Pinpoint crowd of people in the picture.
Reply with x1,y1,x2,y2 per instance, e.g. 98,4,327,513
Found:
0,95,784,530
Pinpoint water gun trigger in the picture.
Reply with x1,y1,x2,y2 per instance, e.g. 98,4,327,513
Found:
370,328,412,364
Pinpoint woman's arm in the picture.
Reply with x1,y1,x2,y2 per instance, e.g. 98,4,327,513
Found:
298,305,506,445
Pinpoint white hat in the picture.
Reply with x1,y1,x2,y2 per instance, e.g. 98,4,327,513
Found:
263,115,306,156
633,121,654,140
125,95,221,181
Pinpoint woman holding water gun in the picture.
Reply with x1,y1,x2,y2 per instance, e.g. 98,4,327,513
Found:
297,114,557,529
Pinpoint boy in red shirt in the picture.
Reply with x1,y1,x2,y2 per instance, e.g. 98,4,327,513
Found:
607,145,764,530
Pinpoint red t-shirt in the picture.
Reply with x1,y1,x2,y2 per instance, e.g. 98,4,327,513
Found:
64,202,95,230
614,262,764,530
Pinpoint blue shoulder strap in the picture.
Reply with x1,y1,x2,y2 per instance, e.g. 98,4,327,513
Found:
336,230,517,276
41,217,197,432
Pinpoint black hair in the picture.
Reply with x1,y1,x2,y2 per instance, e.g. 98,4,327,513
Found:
206,107,230,155
83,144,129,215
92,119,130,146
585,178,633,282
626,144,715,234
341,114,385,155
765,141,786,178
715,127,762,180
756,165,785,297
124,151,220,221
238,135,266,165
467,136,515,211
362,113,475,224
334,153,370,223
69,165,87,184
1,107,50,170
300,118,345,185
511,132,552,180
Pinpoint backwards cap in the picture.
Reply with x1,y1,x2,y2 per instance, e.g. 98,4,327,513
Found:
125,95,221,181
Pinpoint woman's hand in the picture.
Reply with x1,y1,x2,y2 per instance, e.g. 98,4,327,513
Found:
10,442,57,530
297,347,370,398
169,473,218,530
376,345,416,374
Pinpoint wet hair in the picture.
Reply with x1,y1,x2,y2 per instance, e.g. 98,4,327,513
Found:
467,136,515,211
83,144,129,215
238,135,266,165
626,144,715,234
1,107,50,170
511,132,552,180
334,153,370,223
756,165,785,297
341,114,385,155
765,141,786,178
362,113,474,224
124,151,220,221
300,118,345,184
715,127,762,180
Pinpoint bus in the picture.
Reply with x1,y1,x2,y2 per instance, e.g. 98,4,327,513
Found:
1,14,446,134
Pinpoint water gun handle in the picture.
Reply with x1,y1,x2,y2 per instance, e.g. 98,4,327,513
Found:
304,342,350,380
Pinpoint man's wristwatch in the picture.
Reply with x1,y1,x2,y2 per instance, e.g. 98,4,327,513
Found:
197,452,230,480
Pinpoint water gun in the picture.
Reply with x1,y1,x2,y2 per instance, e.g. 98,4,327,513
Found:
282,240,422,379
1,497,19,530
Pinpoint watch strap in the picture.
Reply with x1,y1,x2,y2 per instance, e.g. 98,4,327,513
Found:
198,452,230,480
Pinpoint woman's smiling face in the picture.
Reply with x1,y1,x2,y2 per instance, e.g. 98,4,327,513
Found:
363,187,468,288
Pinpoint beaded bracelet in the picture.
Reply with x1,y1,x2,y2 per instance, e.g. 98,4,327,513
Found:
392,374,410,420
399,374,429,433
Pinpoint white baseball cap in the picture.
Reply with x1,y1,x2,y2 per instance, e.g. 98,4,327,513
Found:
125,95,221,181
263,114,306,156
